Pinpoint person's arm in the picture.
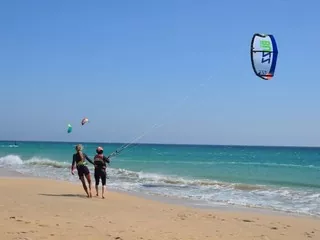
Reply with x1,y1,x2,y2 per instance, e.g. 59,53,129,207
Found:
104,156,110,164
84,153,94,165
71,154,76,174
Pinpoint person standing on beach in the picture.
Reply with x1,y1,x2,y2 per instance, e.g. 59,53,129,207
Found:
93,146,110,199
71,144,94,198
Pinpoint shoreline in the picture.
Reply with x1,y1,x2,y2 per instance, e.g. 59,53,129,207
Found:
1,166,319,220
0,167,32,178
0,176,319,240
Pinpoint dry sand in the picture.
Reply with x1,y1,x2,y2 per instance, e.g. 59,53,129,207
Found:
0,177,319,240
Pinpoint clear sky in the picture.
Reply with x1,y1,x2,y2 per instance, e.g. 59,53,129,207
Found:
1,0,320,146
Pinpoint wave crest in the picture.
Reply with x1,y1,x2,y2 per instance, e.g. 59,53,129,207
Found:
0,155,23,165
0,154,68,168
111,168,265,191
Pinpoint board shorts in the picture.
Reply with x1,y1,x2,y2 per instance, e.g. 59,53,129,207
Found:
77,165,90,179
94,168,107,186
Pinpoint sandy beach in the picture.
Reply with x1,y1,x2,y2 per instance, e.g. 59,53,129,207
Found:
0,176,319,240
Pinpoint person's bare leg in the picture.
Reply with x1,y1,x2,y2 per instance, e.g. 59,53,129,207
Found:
80,176,89,197
85,174,92,198
102,174,107,199
102,185,105,199
95,184,99,197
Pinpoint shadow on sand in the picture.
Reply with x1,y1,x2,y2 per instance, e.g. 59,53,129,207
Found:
39,193,87,198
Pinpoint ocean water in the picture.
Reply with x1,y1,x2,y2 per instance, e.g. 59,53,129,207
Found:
1,141,320,217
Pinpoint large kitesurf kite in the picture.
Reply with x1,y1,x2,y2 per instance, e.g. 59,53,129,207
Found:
251,33,278,80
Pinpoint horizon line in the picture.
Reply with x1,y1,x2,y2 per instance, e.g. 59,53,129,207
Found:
1,139,320,148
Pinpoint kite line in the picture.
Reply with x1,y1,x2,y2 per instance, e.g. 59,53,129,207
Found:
106,75,213,159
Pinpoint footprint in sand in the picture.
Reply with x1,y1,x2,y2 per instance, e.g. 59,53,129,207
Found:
261,236,270,240
304,232,315,238
38,224,49,227
177,213,187,220
253,235,270,240
205,214,216,219
84,225,94,228
242,219,254,223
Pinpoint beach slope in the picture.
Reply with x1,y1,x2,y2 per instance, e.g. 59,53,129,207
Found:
0,177,319,240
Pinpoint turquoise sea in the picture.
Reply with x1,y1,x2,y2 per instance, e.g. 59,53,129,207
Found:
0,141,319,217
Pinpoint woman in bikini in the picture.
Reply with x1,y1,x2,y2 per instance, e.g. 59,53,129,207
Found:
71,144,94,198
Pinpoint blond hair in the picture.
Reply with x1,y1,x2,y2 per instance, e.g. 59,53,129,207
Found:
75,144,84,161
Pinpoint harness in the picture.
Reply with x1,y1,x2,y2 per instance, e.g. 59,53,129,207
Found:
94,154,106,169
76,152,87,167
76,160,86,166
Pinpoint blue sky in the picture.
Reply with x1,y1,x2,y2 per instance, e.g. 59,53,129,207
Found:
1,0,320,146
